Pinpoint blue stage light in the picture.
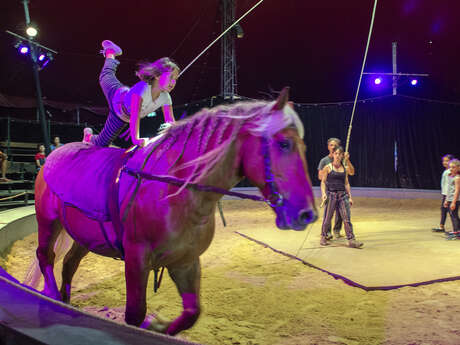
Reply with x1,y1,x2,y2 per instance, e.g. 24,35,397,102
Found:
19,45,29,54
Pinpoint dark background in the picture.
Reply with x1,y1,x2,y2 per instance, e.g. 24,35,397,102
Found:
1,1,460,104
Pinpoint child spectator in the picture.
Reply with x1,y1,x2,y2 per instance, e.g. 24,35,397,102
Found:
432,154,455,232
0,149,11,182
444,158,460,237
50,136,64,151
35,144,46,172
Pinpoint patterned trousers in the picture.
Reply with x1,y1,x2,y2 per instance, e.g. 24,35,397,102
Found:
91,58,127,147
445,201,460,231
321,191,355,240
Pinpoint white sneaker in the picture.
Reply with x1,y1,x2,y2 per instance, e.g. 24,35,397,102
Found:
100,40,123,57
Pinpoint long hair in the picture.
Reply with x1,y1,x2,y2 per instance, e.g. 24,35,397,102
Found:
135,58,180,84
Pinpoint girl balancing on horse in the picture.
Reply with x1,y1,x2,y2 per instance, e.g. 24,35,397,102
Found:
83,40,180,147
320,146,363,248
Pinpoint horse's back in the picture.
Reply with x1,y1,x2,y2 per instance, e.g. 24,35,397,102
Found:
43,142,125,221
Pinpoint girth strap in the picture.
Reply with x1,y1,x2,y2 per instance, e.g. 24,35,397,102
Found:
107,146,139,260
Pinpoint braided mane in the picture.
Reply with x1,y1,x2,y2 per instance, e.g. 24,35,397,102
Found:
143,99,304,196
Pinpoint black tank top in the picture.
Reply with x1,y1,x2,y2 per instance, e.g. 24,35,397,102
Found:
326,164,346,192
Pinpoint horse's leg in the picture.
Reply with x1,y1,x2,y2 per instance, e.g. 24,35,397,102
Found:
60,241,89,303
166,260,201,335
143,259,201,335
124,244,150,327
36,218,63,300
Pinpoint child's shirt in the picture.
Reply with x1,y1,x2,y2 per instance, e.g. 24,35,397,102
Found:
35,153,46,166
112,81,172,122
445,174,460,202
441,169,450,195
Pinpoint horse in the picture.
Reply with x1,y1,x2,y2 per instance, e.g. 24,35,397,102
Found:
34,87,317,335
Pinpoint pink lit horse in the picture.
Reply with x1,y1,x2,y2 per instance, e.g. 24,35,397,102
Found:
34,88,316,335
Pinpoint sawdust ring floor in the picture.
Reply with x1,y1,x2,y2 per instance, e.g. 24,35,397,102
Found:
3,198,460,345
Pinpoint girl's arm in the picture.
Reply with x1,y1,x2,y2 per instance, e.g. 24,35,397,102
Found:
451,177,460,211
35,159,40,168
162,104,175,123
320,166,329,202
345,173,353,206
344,152,355,176
129,94,145,147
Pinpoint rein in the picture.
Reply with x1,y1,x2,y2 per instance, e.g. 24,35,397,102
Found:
120,135,284,208
121,167,265,202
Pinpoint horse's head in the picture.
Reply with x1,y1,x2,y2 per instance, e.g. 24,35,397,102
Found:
239,88,317,230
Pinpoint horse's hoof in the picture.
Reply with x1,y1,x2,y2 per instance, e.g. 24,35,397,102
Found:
41,289,62,301
140,314,170,333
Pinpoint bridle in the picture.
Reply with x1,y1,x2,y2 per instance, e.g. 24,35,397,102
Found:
260,136,284,209
120,134,284,211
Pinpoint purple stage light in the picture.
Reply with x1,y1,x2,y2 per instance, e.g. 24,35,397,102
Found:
19,46,29,54
374,77,382,85
38,54,46,61
410,79,418,86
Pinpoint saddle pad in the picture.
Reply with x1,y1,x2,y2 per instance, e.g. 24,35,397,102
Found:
43,142,126,221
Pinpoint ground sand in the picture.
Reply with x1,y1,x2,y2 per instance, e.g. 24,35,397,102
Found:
2,198,460,345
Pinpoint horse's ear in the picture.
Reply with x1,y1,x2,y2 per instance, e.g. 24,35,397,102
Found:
273,87,290,111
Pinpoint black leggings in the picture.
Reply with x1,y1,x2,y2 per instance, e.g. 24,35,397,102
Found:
440,195,448,226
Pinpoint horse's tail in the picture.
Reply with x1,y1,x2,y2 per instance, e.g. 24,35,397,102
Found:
23,231,74,288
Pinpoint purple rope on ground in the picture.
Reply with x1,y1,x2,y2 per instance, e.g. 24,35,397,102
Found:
235,231,460,291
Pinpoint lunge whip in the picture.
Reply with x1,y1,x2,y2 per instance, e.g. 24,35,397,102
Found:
179,0,264,77
345,0,378,153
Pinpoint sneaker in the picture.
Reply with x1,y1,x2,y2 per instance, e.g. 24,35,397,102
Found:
320,237,329,246
101,40,122,57
325,233,333,241
82,127,93,143
0,177,12,183
334,231,344,239
432,228,445,232
348,239,363,249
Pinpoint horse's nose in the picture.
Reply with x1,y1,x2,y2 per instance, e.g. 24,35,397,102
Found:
298,209,317,225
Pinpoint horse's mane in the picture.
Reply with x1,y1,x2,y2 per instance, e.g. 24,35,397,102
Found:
144,100,304,197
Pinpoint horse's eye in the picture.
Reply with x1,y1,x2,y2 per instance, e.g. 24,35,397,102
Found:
278,139,293,152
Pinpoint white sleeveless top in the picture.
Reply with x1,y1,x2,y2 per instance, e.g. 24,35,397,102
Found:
113,81,172,122
441,169,450,195
445,174,460,202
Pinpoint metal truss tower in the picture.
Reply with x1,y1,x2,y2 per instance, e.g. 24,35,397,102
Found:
220,0,237,99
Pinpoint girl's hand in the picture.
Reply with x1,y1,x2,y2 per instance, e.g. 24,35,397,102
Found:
444,201,449,208
450,202,456,211
133,138,146,147
158,122,172,134
349,197,353,206
322,194,327,202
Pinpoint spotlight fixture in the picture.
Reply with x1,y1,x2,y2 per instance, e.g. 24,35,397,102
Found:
410,79,418,86
26,24,38,37
19,45,29,54
374,77,382,85
234,23,244,39
37,52,54,70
